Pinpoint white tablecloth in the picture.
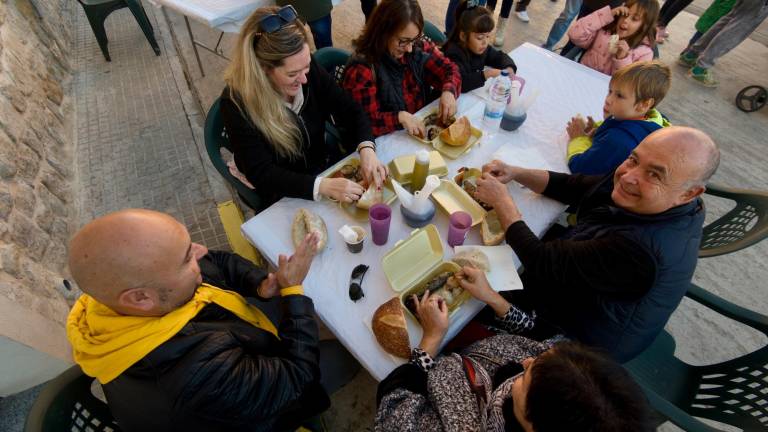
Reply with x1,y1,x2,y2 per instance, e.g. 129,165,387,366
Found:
241,43,610,381
149,0,346,33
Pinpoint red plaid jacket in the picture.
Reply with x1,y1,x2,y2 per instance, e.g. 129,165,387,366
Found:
342,41,461,137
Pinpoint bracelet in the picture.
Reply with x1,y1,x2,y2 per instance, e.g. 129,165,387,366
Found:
357,144,376,153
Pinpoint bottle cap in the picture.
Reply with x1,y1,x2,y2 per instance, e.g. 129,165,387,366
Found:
416,149,430,163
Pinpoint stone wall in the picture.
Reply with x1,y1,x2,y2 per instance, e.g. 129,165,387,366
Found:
0,0,76,368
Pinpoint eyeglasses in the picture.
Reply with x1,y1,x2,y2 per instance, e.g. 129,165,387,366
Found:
349,264,369,302
397,34,425,48
256,5,298,36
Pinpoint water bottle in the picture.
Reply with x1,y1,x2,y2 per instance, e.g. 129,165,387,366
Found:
483,70,512,130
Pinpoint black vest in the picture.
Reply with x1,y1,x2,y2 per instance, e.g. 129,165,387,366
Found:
561,176,705,362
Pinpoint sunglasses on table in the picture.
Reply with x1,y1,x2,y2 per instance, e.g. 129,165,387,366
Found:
349,264,369,302
256,5,298,36
397,34,426,48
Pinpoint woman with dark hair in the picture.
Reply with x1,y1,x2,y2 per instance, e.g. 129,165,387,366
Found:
375,269,653,432
342,0,462,138
220,6,387,207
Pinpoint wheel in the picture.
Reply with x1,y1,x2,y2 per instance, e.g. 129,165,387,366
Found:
735,85,768,113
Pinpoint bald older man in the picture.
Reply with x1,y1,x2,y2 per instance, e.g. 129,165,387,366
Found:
466,127,720,362
65,209,334,432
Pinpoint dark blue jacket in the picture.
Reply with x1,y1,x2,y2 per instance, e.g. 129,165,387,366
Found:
568,114,665,176
506,173,704,362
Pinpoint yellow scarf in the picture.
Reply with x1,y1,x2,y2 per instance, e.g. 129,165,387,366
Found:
66,283,278,384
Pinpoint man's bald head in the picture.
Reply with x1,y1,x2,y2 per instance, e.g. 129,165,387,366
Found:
69,209,207,315
612,126,719,215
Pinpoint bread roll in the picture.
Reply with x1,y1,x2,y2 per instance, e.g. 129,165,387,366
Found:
452,249,490,272
439,117,472,147
372,297,410,358
291,208,328,252
481,209,505,246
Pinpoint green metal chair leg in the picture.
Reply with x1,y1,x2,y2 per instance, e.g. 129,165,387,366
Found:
125,0,161,55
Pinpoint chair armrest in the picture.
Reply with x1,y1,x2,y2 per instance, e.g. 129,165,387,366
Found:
686,283,768,336
641,385,724,432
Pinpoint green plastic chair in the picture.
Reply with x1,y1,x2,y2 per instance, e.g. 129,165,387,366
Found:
24,365,120,432
77,0,161,62
624,283,768,431
700,183,768,258
314,47,351,84
423,20,447,45
204,98,263,211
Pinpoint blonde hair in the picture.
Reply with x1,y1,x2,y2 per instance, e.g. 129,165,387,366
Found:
224,6,310,159
611,60,671,109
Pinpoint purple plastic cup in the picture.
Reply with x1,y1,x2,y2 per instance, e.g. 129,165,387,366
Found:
447,211,472,247
369,204,392,246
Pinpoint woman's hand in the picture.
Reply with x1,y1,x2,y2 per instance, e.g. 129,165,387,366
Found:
566,115,589,139
458,266,510,317
319,177,365,203
612,5,630,17
359,147,388,189
482,159,515,184
413,290,449,357
438,91,457,125
399,111,426,137
614,40,630,60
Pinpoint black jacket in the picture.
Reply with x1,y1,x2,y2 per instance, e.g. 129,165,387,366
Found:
220,56,374,207
442,42,516,93
505,172,704,362
102,251,328,432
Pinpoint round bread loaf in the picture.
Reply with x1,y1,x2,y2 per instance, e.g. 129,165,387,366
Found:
372,297,410,358
481,209,505,246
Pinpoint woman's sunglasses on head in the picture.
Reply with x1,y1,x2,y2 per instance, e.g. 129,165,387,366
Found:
257,5,298,35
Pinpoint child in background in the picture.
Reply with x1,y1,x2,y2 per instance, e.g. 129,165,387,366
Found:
567,61,671,175
443,1,517,93
568,0,659,75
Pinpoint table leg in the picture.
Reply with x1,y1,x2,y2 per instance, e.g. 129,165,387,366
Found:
184,15,206,77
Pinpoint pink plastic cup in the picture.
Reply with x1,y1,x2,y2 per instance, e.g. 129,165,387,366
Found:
447,211,472,247
369,204,392,246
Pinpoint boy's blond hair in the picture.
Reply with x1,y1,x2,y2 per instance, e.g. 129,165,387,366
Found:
611,61,671,110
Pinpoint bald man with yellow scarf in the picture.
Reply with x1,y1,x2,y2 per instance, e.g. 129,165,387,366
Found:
65,209,334,432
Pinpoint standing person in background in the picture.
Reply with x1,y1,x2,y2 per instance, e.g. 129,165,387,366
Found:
655,0,694,43
343,0,461,138
685,0,736,47
361,0,377,21
677,0,767,87
278,0,334,48
542,0,583,50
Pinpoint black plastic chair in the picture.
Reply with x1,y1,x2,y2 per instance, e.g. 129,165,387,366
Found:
423,20,447,45
314,47,350,84
204,98,263,212
624,283,768,431
77,0,161,62
24,365,120,432
700,183,768,258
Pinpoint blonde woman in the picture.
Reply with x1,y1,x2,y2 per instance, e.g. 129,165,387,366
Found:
221,5,387,207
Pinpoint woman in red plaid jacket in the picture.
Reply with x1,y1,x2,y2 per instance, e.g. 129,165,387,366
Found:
342,0,462,138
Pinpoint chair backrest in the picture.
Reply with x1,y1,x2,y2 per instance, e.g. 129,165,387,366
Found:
699,183,768,258
314,47,350,84
25,366,121,432
204,98,262,211
423,20,447,45
625,284,768,431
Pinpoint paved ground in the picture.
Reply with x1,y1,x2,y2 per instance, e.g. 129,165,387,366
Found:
1,0,767,431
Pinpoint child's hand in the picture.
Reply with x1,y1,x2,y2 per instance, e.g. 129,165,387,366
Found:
584,116,597,137
612,5,630,17
567,116,588,139
615,40,630,59
484,68,502,80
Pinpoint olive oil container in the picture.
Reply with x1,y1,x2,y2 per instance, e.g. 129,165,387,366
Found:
381,224,469,324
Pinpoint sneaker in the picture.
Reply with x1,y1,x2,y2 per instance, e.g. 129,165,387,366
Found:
688,67,718,88
677,51,697,68
515,11,530,22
